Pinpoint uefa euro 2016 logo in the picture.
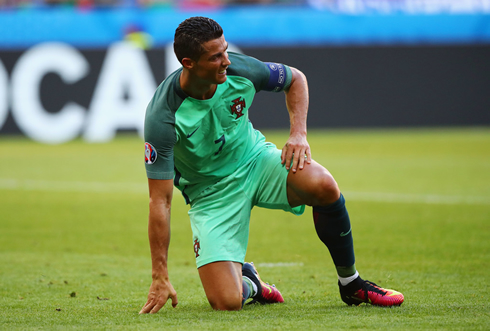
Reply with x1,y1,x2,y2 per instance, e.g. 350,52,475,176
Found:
144,142,157,165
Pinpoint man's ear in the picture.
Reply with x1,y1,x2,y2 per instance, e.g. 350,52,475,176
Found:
182,57,195,70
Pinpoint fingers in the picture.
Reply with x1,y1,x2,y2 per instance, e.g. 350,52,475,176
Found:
149,301,165,314
297,148,305,171
170,292,179,308
299,146,312,170
282,144,293,168
283,143,311,173
283,145,294,171
281,145,287,165
291,149,300,173
139,297,167,314
139,300,154,314
139,289,178,314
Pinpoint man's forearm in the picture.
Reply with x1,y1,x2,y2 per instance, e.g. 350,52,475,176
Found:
285,67,309,136
148,201,171,279
281,67,311,172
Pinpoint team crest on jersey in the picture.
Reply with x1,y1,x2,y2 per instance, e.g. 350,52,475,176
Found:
194,238,201,258
230,97,246,119
144,142,157,165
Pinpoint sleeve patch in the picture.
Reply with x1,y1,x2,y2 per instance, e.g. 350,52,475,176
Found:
144,142,158,165
264,62,287,92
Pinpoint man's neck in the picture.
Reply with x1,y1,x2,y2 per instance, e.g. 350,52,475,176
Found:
180,71,217,100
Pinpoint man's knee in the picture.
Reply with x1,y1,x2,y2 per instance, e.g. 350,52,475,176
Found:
199,261,244,311
207,291,242,311
288,162,341,206
315,173,340,206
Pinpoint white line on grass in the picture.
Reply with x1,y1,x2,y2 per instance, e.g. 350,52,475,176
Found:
0,178,488,205
0,178,147,194
256,262,304,268
343,191,489,205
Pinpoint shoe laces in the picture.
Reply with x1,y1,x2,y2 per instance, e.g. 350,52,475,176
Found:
362,280,387,296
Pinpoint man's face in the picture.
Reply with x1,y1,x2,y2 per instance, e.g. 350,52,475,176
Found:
192,35,231,85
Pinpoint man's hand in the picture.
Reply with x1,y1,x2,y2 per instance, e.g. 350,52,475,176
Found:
139,277,178,314
281,132,312,173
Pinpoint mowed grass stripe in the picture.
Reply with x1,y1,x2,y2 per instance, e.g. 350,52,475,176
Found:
1,178,488,205
343,191,490,205
0,178,147,194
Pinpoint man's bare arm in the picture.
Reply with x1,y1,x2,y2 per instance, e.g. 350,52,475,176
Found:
139,178,178,314
281,66,312,173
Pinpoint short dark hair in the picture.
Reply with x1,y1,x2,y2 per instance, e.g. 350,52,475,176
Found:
174,16,223,63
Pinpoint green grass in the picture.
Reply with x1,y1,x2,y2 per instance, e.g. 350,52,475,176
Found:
0,127,489,330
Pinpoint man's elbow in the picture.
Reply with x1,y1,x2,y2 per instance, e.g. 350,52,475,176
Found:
149,195,172,210
286,67,308,92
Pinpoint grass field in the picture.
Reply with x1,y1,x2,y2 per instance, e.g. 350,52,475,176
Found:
0,128,489,330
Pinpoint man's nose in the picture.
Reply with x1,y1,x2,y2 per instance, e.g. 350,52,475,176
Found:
223,52,231,66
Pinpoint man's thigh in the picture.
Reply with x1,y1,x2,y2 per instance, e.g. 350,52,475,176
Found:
250,146,305,215
188,176,253,268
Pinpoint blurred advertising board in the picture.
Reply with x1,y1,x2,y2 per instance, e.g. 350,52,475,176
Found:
0,6,489,142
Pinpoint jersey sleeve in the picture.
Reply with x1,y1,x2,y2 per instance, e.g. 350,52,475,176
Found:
227,52,293,93
144,77,180,180
144,118,176,180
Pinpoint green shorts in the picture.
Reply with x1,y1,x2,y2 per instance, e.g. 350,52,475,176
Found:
188,144,305,268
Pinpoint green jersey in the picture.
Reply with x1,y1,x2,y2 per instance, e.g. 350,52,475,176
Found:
144,52,292,203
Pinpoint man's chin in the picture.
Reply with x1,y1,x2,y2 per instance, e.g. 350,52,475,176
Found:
217,75,227,84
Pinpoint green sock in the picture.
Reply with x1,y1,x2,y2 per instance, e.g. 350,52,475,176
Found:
336,264,357,278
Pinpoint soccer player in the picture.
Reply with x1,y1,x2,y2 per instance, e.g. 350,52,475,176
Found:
140,16,404,313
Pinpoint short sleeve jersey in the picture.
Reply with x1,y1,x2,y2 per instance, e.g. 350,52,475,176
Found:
144,52,292,203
